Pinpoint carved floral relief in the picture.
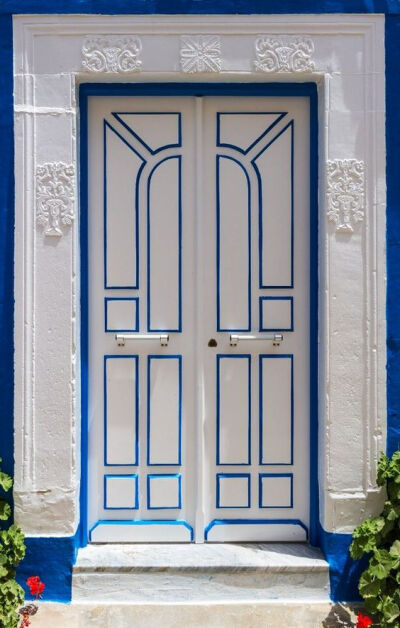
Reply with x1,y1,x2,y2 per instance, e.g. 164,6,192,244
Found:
180,35,222,73
82,36,142,73
327,159,365,233
254,36,315,73
36,163,75,237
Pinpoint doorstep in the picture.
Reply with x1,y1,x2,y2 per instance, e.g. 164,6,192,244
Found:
28,601,363,628
72,543,330,603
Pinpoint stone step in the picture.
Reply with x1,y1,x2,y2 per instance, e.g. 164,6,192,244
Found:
31,601,361,628
72,543,330,604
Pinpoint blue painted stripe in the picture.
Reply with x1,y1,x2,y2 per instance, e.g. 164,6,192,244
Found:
216,354,251,465
147,355,182,466
308,86,319,547
2,1,399,14
216,155,251,332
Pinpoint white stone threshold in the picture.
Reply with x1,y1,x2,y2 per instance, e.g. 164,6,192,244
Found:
72,543,330,603
31,601,361,628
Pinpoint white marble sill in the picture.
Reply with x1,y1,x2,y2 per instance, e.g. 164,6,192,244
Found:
74,542,328,573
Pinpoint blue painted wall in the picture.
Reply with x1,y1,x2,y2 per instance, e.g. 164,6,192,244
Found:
0,0,399,604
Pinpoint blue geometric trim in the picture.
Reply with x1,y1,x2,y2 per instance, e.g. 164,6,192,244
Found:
89,519,194,542
216,473,251,509
105,297,139,332
216,154,251,332
216,354,251,466
104,473,139,510
204,518,308,540
147,473,182,509
258,472,294,509
259,296,294,332
112,111,182,154
216,111,287,154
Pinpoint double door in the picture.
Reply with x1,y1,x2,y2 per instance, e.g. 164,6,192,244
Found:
87,93,311,543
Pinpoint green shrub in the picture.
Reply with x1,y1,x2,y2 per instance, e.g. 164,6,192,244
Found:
350,450,400,626
0,458,26,628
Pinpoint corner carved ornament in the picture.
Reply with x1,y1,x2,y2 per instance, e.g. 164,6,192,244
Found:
82,36,142,73
180,35,222,73
36,163,75,237
254,35,315,73
327,159,365,234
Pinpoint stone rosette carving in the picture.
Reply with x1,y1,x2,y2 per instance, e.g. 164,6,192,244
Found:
36,163,75,237
327,159,365,234
254,36,315,73
180,35,222,73
82,36,142,73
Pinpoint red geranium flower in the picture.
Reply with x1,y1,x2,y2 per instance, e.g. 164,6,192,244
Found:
356,613,373,628
26,575,45,598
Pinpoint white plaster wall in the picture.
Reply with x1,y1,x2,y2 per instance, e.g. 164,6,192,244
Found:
13,14,386,536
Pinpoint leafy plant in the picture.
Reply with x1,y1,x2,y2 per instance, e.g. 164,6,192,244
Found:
350,450,400,626
0,458,26,628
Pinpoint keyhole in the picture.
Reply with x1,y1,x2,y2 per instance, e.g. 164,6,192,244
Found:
208,338,217,347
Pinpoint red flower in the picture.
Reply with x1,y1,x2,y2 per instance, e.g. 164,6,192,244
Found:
26,575,45,598
357,613,373,628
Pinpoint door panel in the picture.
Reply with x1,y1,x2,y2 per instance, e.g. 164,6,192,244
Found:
201,97,310,542
88,97,196,542
87,93,311,543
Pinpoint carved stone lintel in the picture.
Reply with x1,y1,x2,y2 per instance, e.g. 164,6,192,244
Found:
327,159,365,234
36,163,75,237
180,35,221,73
82,36,142,73
254,36,315,73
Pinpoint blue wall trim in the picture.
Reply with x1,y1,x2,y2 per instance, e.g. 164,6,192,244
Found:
0,15,14,481
17,534,79,603
1,1,399,15
386,16,400,458
318,524,369,603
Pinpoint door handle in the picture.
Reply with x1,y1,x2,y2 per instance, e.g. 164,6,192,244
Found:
230,333,283,347
115,333,169,347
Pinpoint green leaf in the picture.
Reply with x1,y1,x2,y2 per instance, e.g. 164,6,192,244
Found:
381,597,400,624
359,570,383,598
0,501,11,521
0,472,12,493
390,540,400,559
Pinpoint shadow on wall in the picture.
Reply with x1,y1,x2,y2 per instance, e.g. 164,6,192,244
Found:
322,603,362,627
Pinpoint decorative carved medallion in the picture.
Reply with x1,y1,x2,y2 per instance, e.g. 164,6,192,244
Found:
254,36,315,73
327,160,365,233
82,36,142,73
36,163,75,237
180,35,221,73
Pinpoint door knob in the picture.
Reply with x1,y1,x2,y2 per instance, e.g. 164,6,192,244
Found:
208,338,217,347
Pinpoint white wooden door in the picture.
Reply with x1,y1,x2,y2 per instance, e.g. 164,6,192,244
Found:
87,94,311,543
